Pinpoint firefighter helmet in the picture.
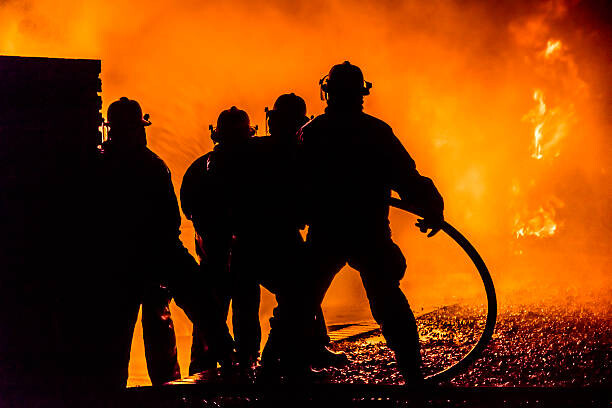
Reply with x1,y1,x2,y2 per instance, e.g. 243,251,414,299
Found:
107,97,151,130
319,61,372,99
211,106,255,144
271,93,307,118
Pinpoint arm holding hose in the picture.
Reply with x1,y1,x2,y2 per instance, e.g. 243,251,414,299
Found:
385,127,444,237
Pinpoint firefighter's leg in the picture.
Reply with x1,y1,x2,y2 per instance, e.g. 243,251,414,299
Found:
189,289,232,374
349,240,423,383
142,285,181,385
305,238,350,368
227,240,262,367
189,326,212,374
167,242,235,368
260,237,344,373
260,306,282,369
307,237,347,306
109,287,142,389
232,277,262,366
178,288,235,369
68,280,141,391
310,305,349,368
190,261,232,374
313,307,331,346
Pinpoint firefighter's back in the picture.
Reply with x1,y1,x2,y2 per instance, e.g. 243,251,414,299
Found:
299,111,400,239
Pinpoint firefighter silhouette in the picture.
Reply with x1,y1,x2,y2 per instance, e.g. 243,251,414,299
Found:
97,97,234,387
187,106,314,378
257,94,348,370
298,62,444,383
181,106,261,373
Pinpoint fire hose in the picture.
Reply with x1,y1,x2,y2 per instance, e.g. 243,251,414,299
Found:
389,197,497,384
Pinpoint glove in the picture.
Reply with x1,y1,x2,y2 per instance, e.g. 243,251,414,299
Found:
415,215,443,237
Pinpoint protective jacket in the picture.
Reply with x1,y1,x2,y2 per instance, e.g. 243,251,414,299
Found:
239,136,302,238
298,106,441,380
181,144,261,369
99,141,181,267
99,140,235,384
298,109,443,239
181,149,232,243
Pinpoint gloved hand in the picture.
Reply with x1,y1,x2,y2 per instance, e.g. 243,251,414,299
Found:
415,216,443,238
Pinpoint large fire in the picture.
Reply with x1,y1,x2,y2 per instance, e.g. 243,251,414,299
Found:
512,38,574,239
1,0,610,385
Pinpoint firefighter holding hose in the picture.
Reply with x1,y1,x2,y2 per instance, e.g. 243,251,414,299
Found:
298,61,445,384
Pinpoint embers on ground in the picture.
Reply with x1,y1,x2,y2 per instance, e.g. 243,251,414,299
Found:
326,301,611,387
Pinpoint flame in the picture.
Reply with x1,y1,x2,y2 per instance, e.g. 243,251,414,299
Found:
513,37,579,241
531,89,547,159
544,39,562,59
514,205,559,238
513,38,572,240
522,40,579,161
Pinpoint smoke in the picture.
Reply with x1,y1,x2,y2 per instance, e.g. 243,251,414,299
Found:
2,0,611,383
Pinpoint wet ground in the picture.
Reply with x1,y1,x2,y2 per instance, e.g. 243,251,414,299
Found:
125,301,611,406
326,301,611,387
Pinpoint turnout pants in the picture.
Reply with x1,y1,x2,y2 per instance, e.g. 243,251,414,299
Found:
231,231,313,372
190,235,261,374
307,232,422,374
141,285,181,385
107,283,180,387
99,241,235,388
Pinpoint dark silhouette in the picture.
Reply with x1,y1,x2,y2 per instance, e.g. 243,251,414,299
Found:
0,56,105,402
195,106,314,378
181,107,261,373
97,97,234,387
256,94,348,370
298,61,444,384
141,285,181,385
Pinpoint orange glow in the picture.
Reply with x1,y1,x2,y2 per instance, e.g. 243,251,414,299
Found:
544,39,562,59
524,88,569,160
522,39,576,161
529,89,546,159
514,202,562,239
2,0,610,385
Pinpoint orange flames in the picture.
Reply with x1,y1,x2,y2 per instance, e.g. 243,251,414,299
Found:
524,87,569,161
513,38,583,240
514,200,564,239
514,207,556,238
523,40,574,162
529,89,547,160
544,39,562,59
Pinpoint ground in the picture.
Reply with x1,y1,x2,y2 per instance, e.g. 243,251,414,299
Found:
326,301,611,387
127,301,611,406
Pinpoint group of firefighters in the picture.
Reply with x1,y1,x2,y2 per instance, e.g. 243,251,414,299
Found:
96,61,444,389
